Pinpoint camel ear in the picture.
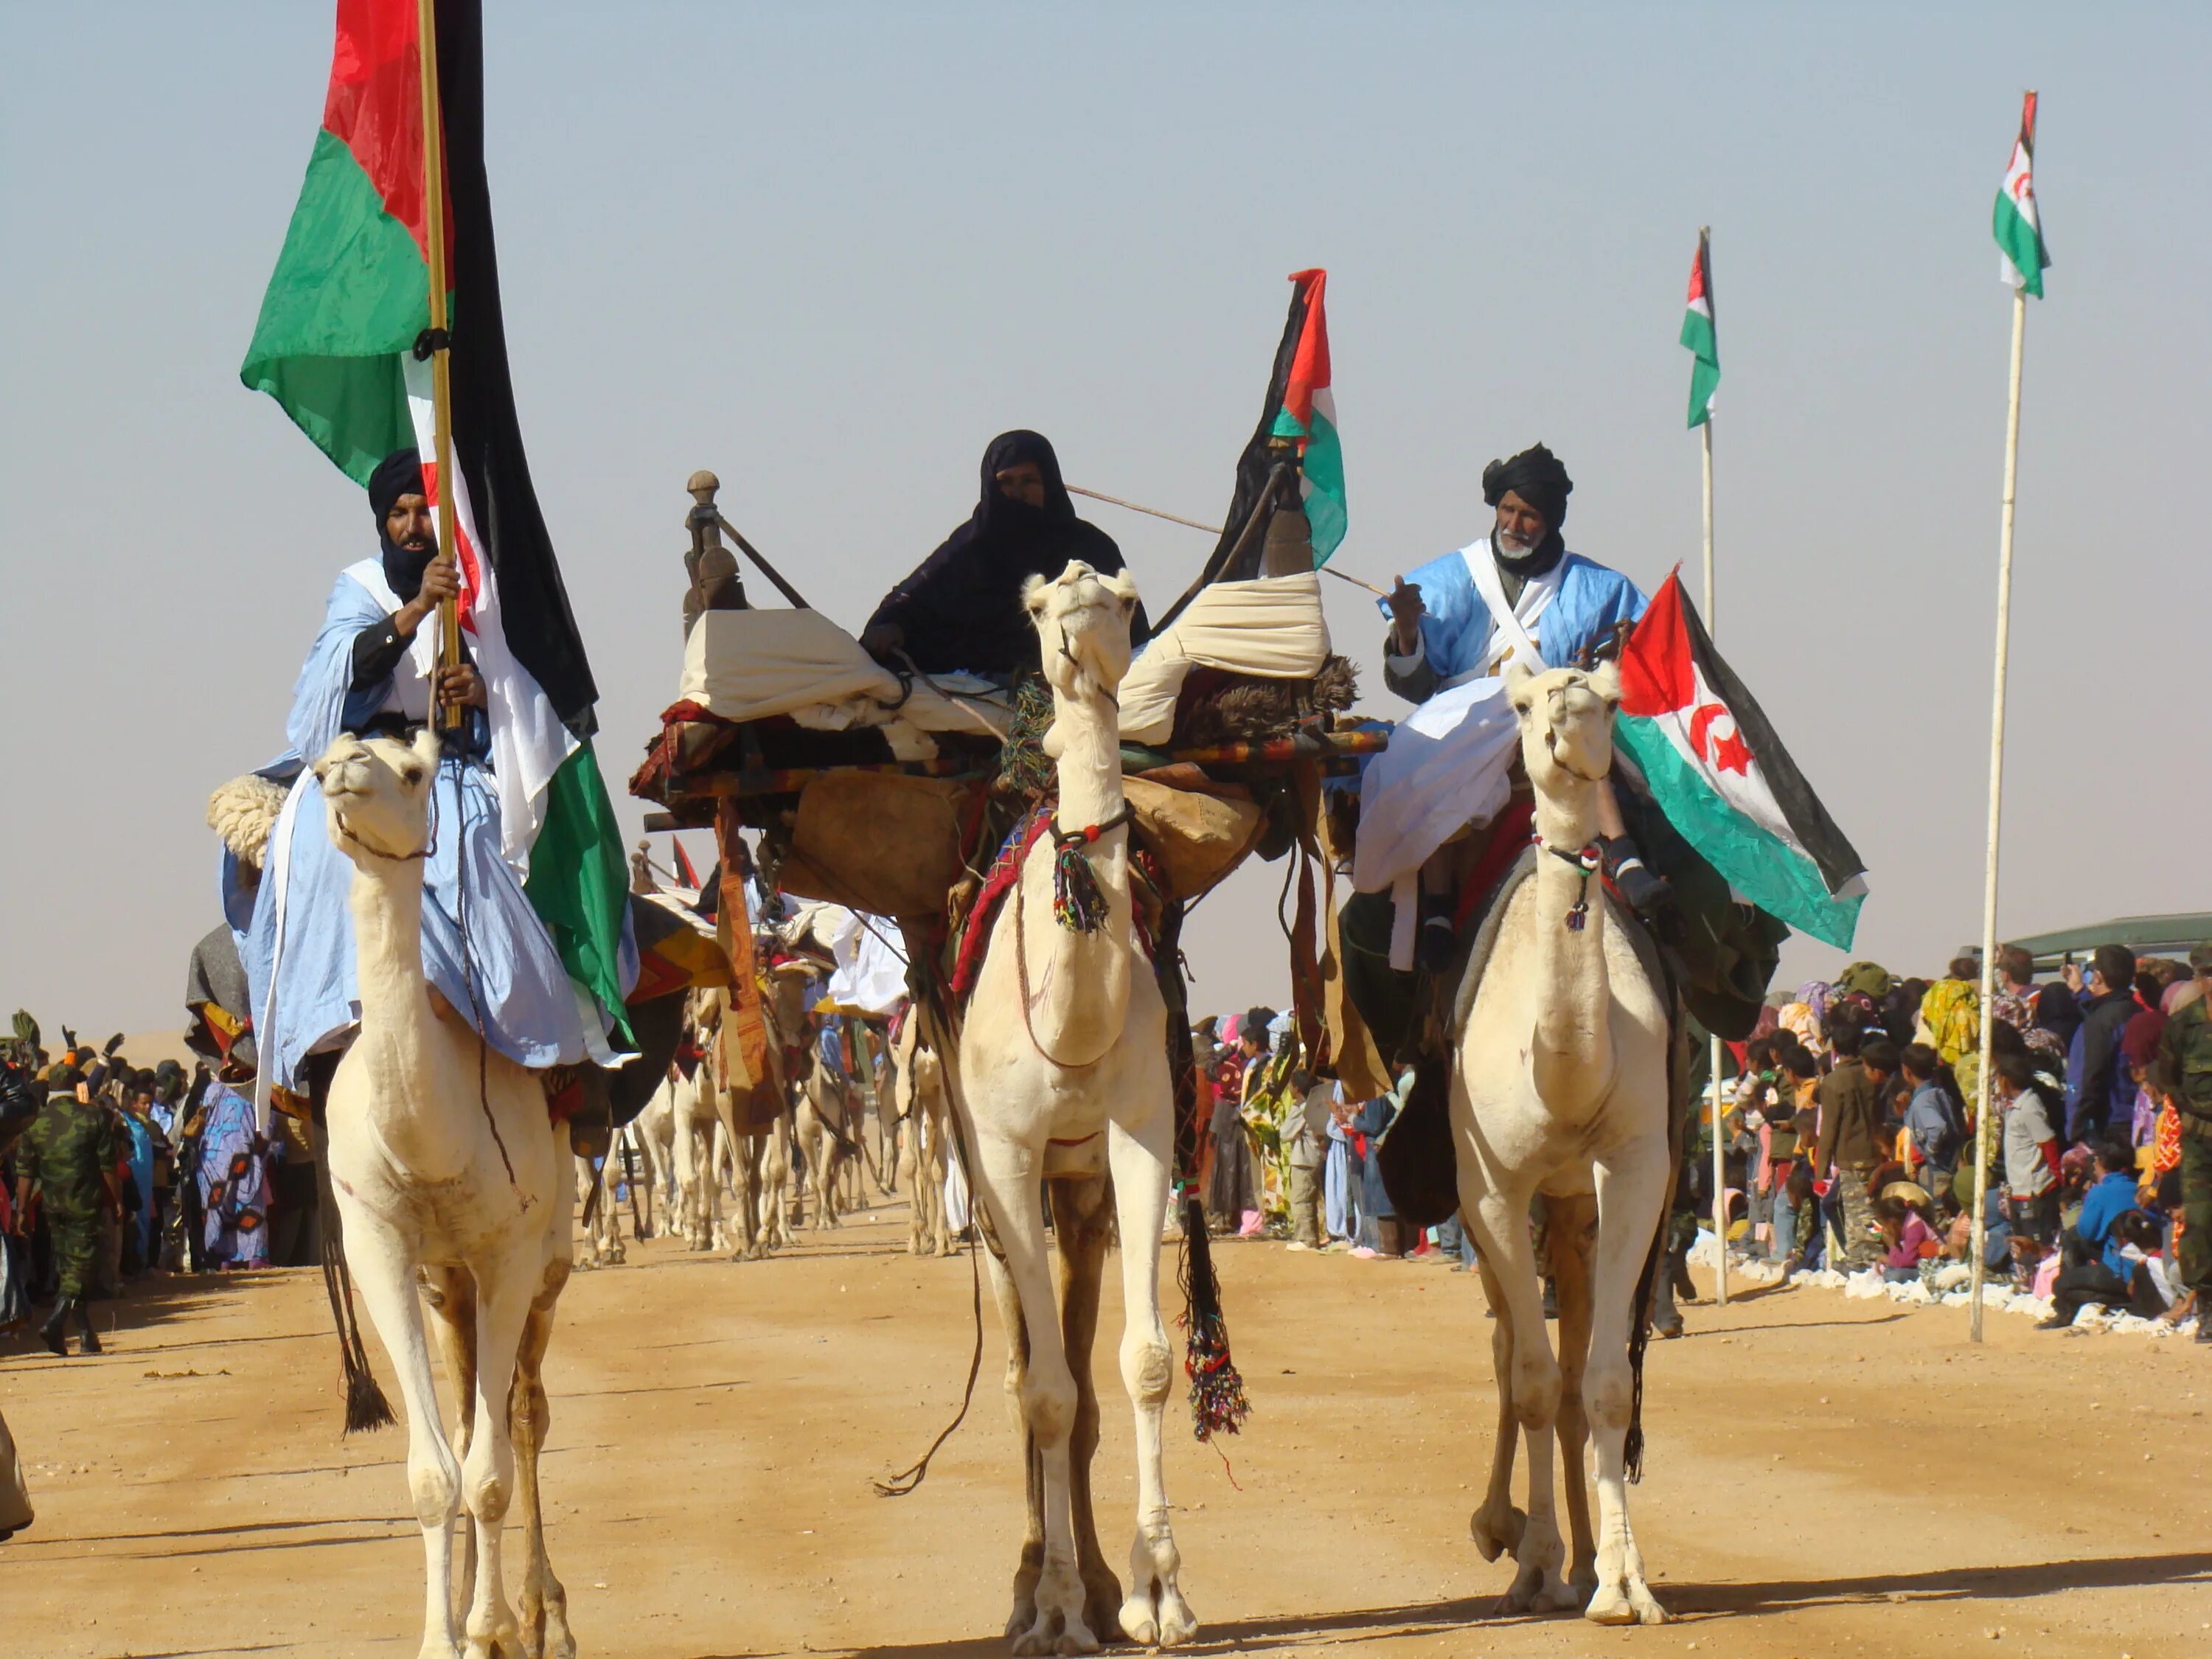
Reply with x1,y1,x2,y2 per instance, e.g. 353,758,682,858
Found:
1588,658,1623,709
1502,656,1534,697
1098,567,1140,617
411,725,442,772
1020,572,1051,616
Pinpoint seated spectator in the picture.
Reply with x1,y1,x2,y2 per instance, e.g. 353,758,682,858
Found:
1873,1194,1938,1283
1899,1043,1966,1208
2044,1209,2170,1329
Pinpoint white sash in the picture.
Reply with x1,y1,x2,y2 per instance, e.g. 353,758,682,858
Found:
1459,540,1559,675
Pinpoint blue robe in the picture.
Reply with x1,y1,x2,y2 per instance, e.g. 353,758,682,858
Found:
234,566,605,1099
1354,541,1646,946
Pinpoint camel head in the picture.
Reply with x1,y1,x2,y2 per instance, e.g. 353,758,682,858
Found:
1023,560,1141,704
312,727,441,864
1504,658,1622,797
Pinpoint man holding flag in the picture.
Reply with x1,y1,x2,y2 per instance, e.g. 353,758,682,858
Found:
229,0,636,1106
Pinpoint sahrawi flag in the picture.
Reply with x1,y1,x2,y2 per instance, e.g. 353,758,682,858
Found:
1615,573,1867,949
240,0,632,1038
1679,230,1719,428
1994,91,2051,297
1267,268,1347,564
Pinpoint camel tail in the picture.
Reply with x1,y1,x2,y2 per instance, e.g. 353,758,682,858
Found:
321,1245,395,1434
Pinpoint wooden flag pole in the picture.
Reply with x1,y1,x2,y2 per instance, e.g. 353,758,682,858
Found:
1702,397,1728,1307
417,0,462,732
1969,280,2029,1343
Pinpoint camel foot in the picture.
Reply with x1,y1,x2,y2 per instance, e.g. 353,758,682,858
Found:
519,1583,577,1659
1118,1579,1198,1649
1584,1575,1669,1626
417,1639,465,1659
1498,1566,1579,1617
1008,1610,1099,1657
1469,1501,1526,1563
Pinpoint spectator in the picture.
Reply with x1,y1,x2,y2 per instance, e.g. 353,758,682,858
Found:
2064,945,2139,1143
2044,1207,2168,1329
1352,1073,1411,1258
1874,1194,1936,1284
1918,957,1983,1065
1815,1022,1888,1270
1899,1043,1965,1206
1283,1068,1332,1250
2150,944,2212,1344
1990,945,2040,1034
1994,1050,2063,1290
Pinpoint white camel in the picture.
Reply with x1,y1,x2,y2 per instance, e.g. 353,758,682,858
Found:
933,562,1194,1653
1455,658,1674,1627
892,1018,956,1258
573,1148,624,1268
312,728,578,1659
658,1061,727,1252
692,981,797,1257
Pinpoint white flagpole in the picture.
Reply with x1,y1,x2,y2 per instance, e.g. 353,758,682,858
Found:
1703,401,1728,1307
1969,280,2028,1342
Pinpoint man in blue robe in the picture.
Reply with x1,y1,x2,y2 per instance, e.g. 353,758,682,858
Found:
1354,443,1664,970
232,451,615,1111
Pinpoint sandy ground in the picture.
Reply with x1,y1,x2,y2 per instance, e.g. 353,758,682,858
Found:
2,1200,2207,1659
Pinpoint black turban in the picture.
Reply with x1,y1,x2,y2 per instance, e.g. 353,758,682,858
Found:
366,448,434,599
1481,442,1573,530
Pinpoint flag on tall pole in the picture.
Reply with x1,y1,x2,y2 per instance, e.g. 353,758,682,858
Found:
240,0,633,1038
1994,91,2051,297
1267,268,1347,566
1679,229,1719,428
1969,92,2045,1340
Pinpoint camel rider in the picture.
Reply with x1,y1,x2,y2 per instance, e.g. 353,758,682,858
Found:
858,429,1149,678
232,449,629,1113
1354,442,1667,972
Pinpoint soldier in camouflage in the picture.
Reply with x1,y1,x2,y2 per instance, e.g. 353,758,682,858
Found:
12,1065,121,1356
2152,945,2212,1344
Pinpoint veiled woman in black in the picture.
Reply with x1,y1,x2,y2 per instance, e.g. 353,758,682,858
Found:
859,430,1147,677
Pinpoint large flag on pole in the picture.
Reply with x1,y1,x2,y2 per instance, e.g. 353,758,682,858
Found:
240,0,632,1037
1679,230,1719,428
1616,572,1867,949
1267,268,1346,565
1994,91,2050,298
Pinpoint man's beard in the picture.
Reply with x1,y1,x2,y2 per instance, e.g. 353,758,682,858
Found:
381,534,436,600
1495,529,1538,558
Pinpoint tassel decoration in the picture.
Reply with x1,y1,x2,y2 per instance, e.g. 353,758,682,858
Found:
1177,1194,1251,1441
1047,804,1133,934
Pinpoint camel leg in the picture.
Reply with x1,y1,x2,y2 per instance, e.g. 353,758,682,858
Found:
1547,1193,1600,1604
422,1267,481,1630
1467,1185,1574,1615
1582,1147,1672,1627
974,1139,1098,1657
1468,1256,1526,1564
1048,1178,1125,1641
459,1260,536,1659
670,1114,700,1250
1106,1113,1197,1648
981,1234,1046,1636
512,1257,576,1659
768,1116,799,1248
341,1214,464,1659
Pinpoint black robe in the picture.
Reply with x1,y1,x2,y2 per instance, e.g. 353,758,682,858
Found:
863,430,1148,675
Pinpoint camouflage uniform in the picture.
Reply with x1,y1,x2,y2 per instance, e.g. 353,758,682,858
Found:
2153,994,2212,1315
18,1088,118,1350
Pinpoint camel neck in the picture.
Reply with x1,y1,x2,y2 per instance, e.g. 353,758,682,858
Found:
1018,681,1133,1068
1528,783,1613,1108
346,855,472,1175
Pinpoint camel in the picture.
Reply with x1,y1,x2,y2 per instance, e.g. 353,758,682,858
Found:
892,1018,956,1258
311,728,578,1659
1453,658,1674,1627
933,561,1194,1653
692,981,798,1258
573,1150,625,1268
656,1059,728,1252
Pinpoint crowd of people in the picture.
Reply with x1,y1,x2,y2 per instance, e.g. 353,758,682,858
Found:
1,1019,322,1360
1187,940,2212,1343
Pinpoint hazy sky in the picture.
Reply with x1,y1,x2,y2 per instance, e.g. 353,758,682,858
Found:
4,2,2208,1036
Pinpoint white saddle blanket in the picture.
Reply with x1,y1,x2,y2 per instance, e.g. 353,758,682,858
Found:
1117,571,1332,745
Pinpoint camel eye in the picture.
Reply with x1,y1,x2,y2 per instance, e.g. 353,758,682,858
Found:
1512,700,1531,716
401,765,425,786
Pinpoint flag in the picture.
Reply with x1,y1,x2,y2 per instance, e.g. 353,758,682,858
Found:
1679,231,1719,428
1615,573,1866,949
240,0,632,1039
1994,91,2050,298
1267,268,1346,565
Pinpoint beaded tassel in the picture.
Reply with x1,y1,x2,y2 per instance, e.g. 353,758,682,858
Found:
1177,1194,1251,1442
1051,830,1111,932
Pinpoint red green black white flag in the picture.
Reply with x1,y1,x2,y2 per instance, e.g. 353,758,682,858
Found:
1615,572,1865,949
239,0,631,1037
1679,231,1719,428
1994,91,2050,298
1266,268,1346,565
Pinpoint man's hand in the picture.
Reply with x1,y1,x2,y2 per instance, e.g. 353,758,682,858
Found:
397,551,464,636
858,621,905,661
2062,961,2084,994
1385,576,1425,656
434,663,487,711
